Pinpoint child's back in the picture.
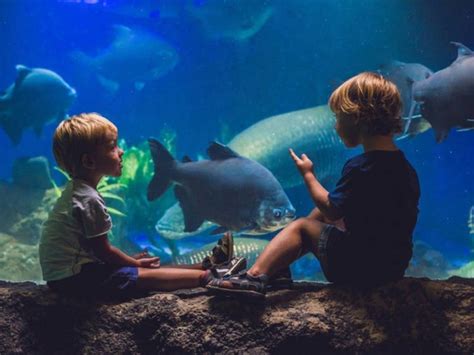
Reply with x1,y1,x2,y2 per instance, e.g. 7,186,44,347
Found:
329,149,420,282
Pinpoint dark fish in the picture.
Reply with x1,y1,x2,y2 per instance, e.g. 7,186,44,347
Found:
148,139,295,235
0,65,76,145
412,42,474,142
186,0,274,42
71,25,178,93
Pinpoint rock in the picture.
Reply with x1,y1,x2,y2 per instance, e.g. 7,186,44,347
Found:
0,233,42,282
0,277,472,354
0,183,57,245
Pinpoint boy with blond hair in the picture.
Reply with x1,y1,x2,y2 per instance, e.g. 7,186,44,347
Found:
39,113,238,296
208,72,420,299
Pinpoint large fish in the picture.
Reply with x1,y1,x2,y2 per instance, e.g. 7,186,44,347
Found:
175,237,269,267
411,42,474,142
379,61,433,118
148,139,295,235
155,105,349,239
186,0,274,42
0,65,76,145
71,25,178,93
228,105,348,188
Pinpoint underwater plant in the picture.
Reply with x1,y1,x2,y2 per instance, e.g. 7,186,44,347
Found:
450,261,474,278
112,128,178,254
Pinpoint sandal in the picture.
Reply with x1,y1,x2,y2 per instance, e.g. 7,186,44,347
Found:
206,270,269,300
267,267,293,290
202,232,234,269
210,256,247,278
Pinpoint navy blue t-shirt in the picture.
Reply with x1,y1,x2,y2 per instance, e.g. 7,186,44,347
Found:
328,150,420,260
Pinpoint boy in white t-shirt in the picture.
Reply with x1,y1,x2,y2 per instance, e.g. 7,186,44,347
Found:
39,113,242,296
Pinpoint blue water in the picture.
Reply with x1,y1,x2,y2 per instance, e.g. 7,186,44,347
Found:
0,0,473,280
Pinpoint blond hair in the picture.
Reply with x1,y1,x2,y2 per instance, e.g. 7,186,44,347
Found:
53,113,117,177
329,72,402,136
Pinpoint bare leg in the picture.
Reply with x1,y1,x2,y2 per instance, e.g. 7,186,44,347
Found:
247,217,327,278
136,267,206,291
161,263,204,270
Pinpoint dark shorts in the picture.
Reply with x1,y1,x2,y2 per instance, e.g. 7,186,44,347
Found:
316,225,406,285
47,263,139,297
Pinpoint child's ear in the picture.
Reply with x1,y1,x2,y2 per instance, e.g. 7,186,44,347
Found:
81,153,96,170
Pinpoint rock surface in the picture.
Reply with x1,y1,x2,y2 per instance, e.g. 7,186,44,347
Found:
0,277,472,354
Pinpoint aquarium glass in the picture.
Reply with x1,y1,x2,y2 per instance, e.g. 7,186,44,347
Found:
0,0,472,283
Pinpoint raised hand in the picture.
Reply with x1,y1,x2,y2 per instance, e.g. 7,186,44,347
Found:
289,148,314,176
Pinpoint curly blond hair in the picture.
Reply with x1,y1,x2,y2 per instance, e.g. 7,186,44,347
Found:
53,113,117,177
329,72,402,136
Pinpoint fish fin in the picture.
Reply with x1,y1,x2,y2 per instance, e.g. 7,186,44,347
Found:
397,115,431,140
14,65,31,88
207,141,240,160
174,185,204,232
456,119,474,132
98,75,120,95
451,41,473,58
401,100,419,135
147,138,176,201
210,226,229,235
134,81,145,91
182,155,193,163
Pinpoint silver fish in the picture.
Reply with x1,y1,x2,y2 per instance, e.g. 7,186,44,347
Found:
228,105,348,189
175,238,269,267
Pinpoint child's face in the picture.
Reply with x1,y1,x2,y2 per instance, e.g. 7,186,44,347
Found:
93,130,124,178
335,114,361,148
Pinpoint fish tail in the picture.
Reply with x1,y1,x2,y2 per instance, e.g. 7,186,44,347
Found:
147,138,176,201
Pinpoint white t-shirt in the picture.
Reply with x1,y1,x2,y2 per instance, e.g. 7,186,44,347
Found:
39,179,112,281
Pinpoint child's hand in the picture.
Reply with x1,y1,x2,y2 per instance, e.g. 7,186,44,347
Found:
132,250,151,260
138,257,161,268
289,148,314,176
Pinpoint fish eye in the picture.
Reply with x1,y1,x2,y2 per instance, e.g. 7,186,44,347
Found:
273,209,282,219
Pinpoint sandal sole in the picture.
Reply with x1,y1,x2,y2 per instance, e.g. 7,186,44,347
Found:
206,285,266,300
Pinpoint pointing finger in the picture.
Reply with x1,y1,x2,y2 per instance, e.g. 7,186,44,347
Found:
289,148,299,161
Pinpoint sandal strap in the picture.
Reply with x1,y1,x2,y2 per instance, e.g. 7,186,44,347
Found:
215,272,268,293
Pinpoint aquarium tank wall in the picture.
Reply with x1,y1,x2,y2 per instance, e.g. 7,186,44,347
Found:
0,0,472,283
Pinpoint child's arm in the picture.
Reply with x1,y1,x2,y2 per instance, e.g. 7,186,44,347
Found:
87,235,160,268
289,149,342,221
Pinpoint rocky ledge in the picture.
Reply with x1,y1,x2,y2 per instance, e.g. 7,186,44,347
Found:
0,277,473,354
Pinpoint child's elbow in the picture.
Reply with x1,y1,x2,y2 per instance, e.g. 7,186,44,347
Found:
325,202,343,221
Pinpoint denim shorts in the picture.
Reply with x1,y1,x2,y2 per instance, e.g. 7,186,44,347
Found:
316,225,405,285
47,263,139,296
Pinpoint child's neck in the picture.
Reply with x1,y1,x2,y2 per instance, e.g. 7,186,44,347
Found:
74,172,103,189
361,135,398,153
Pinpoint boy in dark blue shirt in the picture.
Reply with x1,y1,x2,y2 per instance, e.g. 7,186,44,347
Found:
208,72,420,299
